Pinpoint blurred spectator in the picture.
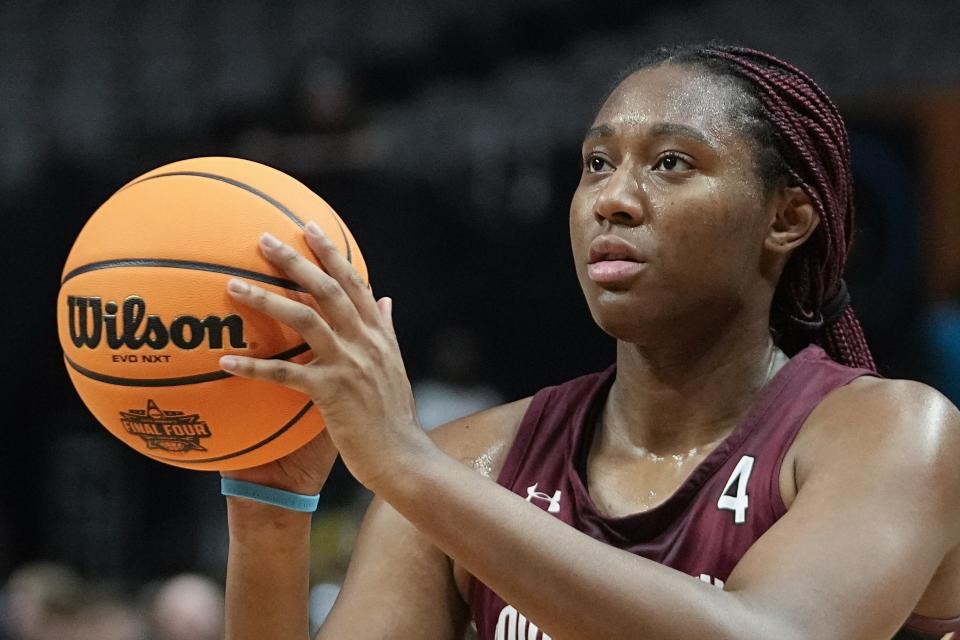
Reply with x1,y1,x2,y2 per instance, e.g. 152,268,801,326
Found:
289,54,362,134
0,562,85,640
0,562,150,640
225,52,379,176
145,574,223,640
413,326,504,430
71,593,146,640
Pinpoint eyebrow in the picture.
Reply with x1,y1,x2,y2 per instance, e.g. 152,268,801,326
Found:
583,122,715,147
584,123,616,139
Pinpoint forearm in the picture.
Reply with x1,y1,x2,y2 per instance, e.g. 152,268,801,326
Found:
382,452,775,640
225,498,314,640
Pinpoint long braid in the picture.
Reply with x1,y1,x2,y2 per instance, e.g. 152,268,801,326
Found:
629,44,876,370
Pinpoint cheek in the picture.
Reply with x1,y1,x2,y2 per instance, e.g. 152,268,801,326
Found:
655,191,762,285
568,188,592,259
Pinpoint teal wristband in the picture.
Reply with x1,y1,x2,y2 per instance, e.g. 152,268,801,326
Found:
221,478,320,513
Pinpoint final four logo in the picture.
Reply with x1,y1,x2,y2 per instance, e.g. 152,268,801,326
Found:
120,399,212,453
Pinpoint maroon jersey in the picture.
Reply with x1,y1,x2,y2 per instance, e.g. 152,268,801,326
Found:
468,345,960,639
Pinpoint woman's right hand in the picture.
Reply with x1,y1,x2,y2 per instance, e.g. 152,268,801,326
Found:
222,426,336,640
221,426,339,497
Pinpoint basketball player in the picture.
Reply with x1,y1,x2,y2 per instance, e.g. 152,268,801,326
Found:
216,45,960,639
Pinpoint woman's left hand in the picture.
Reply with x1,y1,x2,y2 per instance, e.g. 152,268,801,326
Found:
218,221,435,493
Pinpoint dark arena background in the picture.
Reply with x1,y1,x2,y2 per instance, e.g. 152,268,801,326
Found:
1,1,959,638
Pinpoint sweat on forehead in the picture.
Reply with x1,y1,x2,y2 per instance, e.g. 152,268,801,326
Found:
594,64,762,145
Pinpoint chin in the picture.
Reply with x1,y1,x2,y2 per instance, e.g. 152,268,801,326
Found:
586,289,666,344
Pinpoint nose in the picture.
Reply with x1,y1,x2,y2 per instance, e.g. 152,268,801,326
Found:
593,167,645,226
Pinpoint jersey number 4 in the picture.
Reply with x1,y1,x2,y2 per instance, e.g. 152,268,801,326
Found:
717,455,755,525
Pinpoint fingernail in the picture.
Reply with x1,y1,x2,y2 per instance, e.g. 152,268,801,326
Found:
227,279,249,294
305,221,323,237
260,232,281,249
220,356,238,370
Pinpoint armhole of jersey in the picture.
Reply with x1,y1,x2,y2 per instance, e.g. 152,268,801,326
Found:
768,404,815,521
768,369,876,520
492,386,552,490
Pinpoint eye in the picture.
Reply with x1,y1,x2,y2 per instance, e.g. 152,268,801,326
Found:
584,154,613,173
652,153,693,172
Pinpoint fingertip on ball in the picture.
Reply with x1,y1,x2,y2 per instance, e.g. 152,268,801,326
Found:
304,220,332,246
227,278,250,295
304,220,322,237
260,232,282,249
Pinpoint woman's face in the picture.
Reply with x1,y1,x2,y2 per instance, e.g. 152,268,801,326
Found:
569,63,778,343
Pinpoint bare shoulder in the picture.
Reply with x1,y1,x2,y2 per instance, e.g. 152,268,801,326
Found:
798,375,960,527
427,397,533,480
811,376,960,451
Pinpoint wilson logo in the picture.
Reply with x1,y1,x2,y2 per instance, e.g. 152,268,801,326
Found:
67,295,247,350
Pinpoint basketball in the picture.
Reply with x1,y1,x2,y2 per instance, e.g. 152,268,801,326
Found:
56,157,367,471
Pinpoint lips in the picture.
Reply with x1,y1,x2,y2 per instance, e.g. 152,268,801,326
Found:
587,235,645,284
588,235,644,264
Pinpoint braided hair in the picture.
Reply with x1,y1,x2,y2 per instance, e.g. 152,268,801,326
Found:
624,44,875,371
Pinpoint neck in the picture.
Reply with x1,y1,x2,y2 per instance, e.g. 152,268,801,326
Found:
604,312,787,455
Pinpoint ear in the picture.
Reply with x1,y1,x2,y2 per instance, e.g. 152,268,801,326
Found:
764,185,819,255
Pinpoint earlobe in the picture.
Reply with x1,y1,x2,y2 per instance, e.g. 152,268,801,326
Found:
765,186,819,254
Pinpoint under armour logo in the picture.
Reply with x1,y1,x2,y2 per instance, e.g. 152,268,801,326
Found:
525,483,561,513
698,574,725,589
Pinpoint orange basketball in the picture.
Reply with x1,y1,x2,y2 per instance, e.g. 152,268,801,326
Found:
56,157,367,471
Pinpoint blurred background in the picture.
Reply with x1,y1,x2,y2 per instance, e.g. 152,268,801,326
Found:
1,0,959,637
